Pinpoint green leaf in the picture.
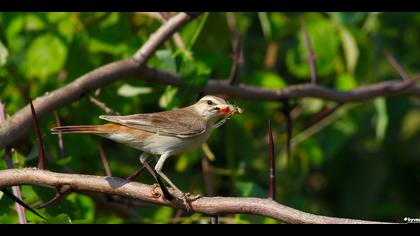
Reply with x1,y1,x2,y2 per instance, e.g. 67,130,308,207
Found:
249,71,286,89
300,139,324,167
177,51,210,89
156,49,177,74
46,12,68,23
152,207,174,224
47,213,72,224
4,15,25,52
56,156,73,166
57,17,76,43
88,38,127,56
258,12,271,40
286,17,339,78
175,154,189,173
0,40,8,66
117,84,153,97
329,12,367,26
187,12,209,50
374,97,388,142
26,144,39,162
24,14,46,32
339,26,359,74
335,73,357,91
22,34,68,80
159,86,179,109
67,193,95,222
235,181,265,198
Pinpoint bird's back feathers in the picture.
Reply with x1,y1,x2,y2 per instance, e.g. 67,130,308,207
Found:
99,106,208,138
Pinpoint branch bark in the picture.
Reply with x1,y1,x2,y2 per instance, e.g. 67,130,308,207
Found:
0,168,392,224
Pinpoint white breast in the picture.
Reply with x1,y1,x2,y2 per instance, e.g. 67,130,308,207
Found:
144,126,212,155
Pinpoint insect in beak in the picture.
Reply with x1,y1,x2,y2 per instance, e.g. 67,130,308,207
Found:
212,104,243,129
218,107,231,115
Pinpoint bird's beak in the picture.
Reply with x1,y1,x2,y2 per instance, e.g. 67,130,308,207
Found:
217,104,243,116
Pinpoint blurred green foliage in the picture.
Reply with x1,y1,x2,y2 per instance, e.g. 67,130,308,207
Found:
1,12,420,224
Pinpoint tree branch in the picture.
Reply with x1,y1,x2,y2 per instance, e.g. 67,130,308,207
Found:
1,60,419,151
132,12,198,64
0,168,393,224
0,12,197,150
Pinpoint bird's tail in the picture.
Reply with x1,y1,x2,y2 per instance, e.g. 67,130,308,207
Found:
51,124,114,134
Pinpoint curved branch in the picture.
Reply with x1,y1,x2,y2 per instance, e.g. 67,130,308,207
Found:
0,12,197,150
0,168,392,224
137,67,420,102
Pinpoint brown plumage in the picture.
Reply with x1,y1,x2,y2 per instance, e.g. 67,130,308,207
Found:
99,106,208,138
50,95,242,195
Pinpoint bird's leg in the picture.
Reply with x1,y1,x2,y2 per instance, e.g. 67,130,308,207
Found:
155,153,201,210
139,153,173,200
154,153,182,193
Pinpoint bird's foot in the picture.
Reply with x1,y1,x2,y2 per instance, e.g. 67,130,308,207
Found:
150,184,201,211
170,190,202,211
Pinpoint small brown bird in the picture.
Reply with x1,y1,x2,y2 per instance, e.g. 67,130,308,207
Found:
51,95,242,195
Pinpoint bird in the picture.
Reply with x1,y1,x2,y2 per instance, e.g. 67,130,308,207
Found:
51,95,242,198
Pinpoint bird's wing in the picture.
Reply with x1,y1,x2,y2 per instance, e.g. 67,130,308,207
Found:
99,108,207,138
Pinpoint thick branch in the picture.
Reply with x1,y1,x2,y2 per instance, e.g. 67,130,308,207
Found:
0,12,196,149
0,168,391,224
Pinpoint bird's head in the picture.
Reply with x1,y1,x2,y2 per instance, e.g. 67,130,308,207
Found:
193,95,243,120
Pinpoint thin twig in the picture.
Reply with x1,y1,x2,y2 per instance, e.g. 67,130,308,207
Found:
53,111,66,158
1,187,46,221
227,12,243,85
282,100,293,161
29,100,45,170
88,95,120,115
228,37,242,85
0,101,5,121
389,76,420,92
84,192,142,219
303,102,344,130
158,12,187,50
3,149,27,224
384,50,410,81
201,157,215,196
97,144,112,177
268,120,276,200
1,102,28,223
210,215,219,224
0,168,393,224
126,164,149,181
301,18,318,84
36,185,73,209
171,209,184,224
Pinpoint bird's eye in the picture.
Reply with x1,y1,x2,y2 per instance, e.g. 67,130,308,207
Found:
207,100,213,105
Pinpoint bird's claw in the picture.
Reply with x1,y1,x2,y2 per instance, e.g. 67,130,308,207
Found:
170,190,202,211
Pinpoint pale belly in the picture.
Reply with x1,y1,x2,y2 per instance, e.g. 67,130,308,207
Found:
101,128,212,155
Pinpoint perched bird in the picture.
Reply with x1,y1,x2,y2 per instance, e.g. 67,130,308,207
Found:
51,95,242,196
